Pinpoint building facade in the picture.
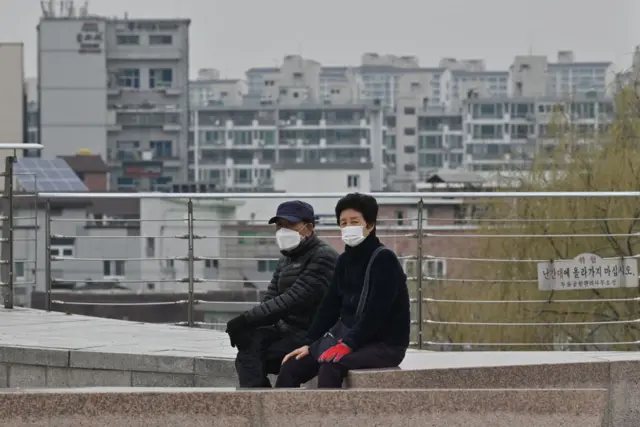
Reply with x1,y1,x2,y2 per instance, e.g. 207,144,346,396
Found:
0,42,26,180
188,104,385,192
37,3,190,191
463,96,615,171
12,197,142,306
30,20,624,190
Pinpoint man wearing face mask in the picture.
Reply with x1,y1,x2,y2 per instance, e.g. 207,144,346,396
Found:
275,193,410,388
226,200,338,388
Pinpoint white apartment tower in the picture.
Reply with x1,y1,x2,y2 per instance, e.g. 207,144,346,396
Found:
37,1,190,191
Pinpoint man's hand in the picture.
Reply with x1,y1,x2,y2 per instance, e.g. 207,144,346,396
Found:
225,315,250,348
318,342,352,363
282,345,310,364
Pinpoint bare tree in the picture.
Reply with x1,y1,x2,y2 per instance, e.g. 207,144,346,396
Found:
427,83,640,351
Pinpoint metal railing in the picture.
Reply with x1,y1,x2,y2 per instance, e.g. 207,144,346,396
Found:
0,144,43,309
4,185,640,351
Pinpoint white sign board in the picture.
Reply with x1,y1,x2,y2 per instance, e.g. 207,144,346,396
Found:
537,253,638,291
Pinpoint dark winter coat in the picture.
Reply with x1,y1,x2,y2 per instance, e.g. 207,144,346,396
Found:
244,234,339,334
306,231,411,350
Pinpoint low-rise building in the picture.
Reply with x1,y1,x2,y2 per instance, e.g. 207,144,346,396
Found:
12,196,141,306
59,153,109,191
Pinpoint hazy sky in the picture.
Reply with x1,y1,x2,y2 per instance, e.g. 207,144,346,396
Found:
0,0,637,79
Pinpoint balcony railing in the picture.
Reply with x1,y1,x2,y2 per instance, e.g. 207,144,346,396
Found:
4,184,640,352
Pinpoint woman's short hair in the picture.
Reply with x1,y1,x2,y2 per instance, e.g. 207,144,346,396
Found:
335,193,379,225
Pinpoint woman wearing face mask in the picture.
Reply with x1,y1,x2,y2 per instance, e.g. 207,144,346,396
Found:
275,193,410,388
226,200,339,388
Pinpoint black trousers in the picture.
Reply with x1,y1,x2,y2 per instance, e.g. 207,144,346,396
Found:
235,326,305,388
275,342,406,388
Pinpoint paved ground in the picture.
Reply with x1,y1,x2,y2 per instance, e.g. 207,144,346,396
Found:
398,348,640,370
0,307,236,359
1,307,639,369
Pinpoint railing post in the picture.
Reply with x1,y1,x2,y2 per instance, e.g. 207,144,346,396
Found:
186,198,194,327
416,198,424,350
1,156,14,309
44,200,52,311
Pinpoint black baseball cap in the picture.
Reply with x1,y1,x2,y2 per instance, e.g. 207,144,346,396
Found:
269,200,315,225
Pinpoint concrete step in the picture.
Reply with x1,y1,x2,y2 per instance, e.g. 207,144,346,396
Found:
0,387,607,427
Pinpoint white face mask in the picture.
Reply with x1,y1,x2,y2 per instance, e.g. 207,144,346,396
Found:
341,225,366,247
275,227,303,250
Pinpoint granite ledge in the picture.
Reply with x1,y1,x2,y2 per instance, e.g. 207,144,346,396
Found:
0,388,608,427
347,361,612,389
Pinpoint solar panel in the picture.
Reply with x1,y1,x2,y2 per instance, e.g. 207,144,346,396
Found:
14,158,88,192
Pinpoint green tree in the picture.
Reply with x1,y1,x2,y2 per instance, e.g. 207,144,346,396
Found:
426,88,640,351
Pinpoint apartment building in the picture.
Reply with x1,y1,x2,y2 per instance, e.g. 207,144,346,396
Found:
188,104,384,191
385,76,465,189
189,68,247,107
463,96,615,171
510,51,614,98
37,1,190,191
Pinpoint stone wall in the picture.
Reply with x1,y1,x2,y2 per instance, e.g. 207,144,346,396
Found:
0,345,237,388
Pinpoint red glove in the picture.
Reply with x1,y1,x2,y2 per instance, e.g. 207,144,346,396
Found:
318,342,352,362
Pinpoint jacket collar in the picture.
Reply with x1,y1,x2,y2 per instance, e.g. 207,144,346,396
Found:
344,230,381,260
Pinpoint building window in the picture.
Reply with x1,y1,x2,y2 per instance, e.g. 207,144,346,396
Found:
50,237,75,259
103,260,126,278
404,128,416,136
257,260,279,273
404,163,416,172
150,140,173,158
146,237,155,257
14,262,24,279
425,260,446,278
402,259,446,279
149,34,173,45
116,35,139,45
149,68,173,89
347,174,360,188
395,210,405,226
204,259,219,269
403,107,416,115
404,145,416,154
118,69,140,89
234,168,252,184
117,177,137,187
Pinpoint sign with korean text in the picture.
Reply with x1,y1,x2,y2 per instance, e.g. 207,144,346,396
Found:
537,253,638,291
77,21,103,54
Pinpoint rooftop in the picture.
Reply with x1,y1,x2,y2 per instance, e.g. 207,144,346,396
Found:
59,155,108,174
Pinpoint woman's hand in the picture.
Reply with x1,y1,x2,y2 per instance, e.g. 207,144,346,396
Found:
282,345,310,364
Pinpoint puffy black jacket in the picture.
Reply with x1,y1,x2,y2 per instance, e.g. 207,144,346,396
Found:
243,234,338,334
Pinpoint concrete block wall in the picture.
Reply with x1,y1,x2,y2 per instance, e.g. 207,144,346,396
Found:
0,345,238,388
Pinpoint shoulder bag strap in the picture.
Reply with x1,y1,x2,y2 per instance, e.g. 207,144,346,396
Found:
355,246,388,318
